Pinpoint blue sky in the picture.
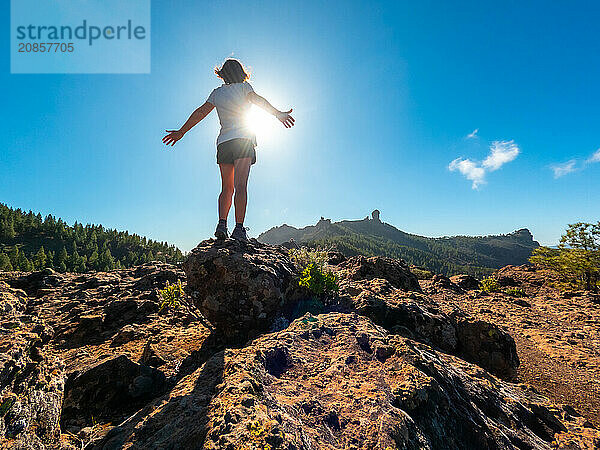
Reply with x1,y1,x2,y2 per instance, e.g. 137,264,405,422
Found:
1,0,599,250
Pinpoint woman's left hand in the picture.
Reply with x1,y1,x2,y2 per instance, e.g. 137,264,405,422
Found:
162,129,184,146
276,109,295,128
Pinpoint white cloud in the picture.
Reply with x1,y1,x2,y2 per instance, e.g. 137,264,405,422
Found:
548,148,599,179
449,139,520,189
449,158,486,189
466,128,479,139
587,148,600,164
551,160,577,178
482,140,520,171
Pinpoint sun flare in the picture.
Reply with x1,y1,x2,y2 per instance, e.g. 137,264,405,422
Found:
245,105,276,139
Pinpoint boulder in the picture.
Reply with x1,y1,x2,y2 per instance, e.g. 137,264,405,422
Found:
279,239,299,250
451,314,520,381
497,275,519,287
327,250,347,265
450,274,481,290
183,239,297,345
431,274,464,292
0,350,64,449
335,255,421,292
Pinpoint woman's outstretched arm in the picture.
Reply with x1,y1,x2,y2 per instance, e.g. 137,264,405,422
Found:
247,92,295,128
162,101,215,146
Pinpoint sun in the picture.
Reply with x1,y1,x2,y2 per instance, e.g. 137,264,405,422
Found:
245,105,276,139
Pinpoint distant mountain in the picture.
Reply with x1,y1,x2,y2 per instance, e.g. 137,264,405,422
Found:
0,203,184,272
258,210,539,277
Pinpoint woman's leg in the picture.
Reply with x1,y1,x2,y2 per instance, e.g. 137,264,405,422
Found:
218,164,235,220
233,157,252,224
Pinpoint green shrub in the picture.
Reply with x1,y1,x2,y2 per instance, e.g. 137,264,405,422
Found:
411,266,434,280
158,279,184,311
480,276,500,293
505,287,526,297
298,263,338,296
288,248,338,296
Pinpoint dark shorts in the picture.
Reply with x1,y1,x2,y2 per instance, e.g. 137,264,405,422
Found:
216,138,256,165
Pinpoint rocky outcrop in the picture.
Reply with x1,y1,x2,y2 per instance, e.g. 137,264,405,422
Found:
0,281,65,449
429,273,464,293
451,313,520,380
0,263,211,448
183,239,297,345
431,264,600,428
338,278,457,352
93,313,595,449
334,255,422,292
0,243,598,448
450,274,481,290
338,277,519,380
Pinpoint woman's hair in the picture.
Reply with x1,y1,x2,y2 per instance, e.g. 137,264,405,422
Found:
215,59,249,84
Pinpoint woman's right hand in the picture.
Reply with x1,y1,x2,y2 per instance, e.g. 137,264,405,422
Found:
276,109,295,128
162,129,184,146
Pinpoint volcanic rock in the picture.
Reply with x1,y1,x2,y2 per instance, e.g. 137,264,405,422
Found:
451,314,520,380
338,277,519,380
450,274,481,290
183,239,297,345
61,355,166,428
335,255,421,292
92,313,595,449
0,282,65,449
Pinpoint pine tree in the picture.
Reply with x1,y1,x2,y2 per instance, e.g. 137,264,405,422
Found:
9,247,19,269
33,246,47,270
57,246,68,271
1,217,16,239
98,248,114,271
88,250,99,271
46,250,55,268
76,254,87,273
20,255,34,271
68,250,81,272
0,253,13,271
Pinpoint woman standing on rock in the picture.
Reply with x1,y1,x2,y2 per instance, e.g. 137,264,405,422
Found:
162,59,295,242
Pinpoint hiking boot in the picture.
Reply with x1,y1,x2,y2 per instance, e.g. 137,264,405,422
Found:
231,225,248,242
214,221,228,240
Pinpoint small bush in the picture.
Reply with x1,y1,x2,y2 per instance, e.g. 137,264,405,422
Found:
158,279,184,311
289,248,338,296
411,267,434,280
480,276,500,293
505,287,526,297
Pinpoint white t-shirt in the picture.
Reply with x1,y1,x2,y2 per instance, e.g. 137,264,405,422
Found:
206,81,257,147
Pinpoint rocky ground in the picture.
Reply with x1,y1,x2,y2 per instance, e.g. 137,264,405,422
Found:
0,238,598,449
422,267,600,429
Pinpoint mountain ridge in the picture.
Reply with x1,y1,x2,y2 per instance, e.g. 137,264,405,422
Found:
258,210,539,277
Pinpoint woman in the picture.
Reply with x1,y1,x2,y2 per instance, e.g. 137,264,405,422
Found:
162,58,295,241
